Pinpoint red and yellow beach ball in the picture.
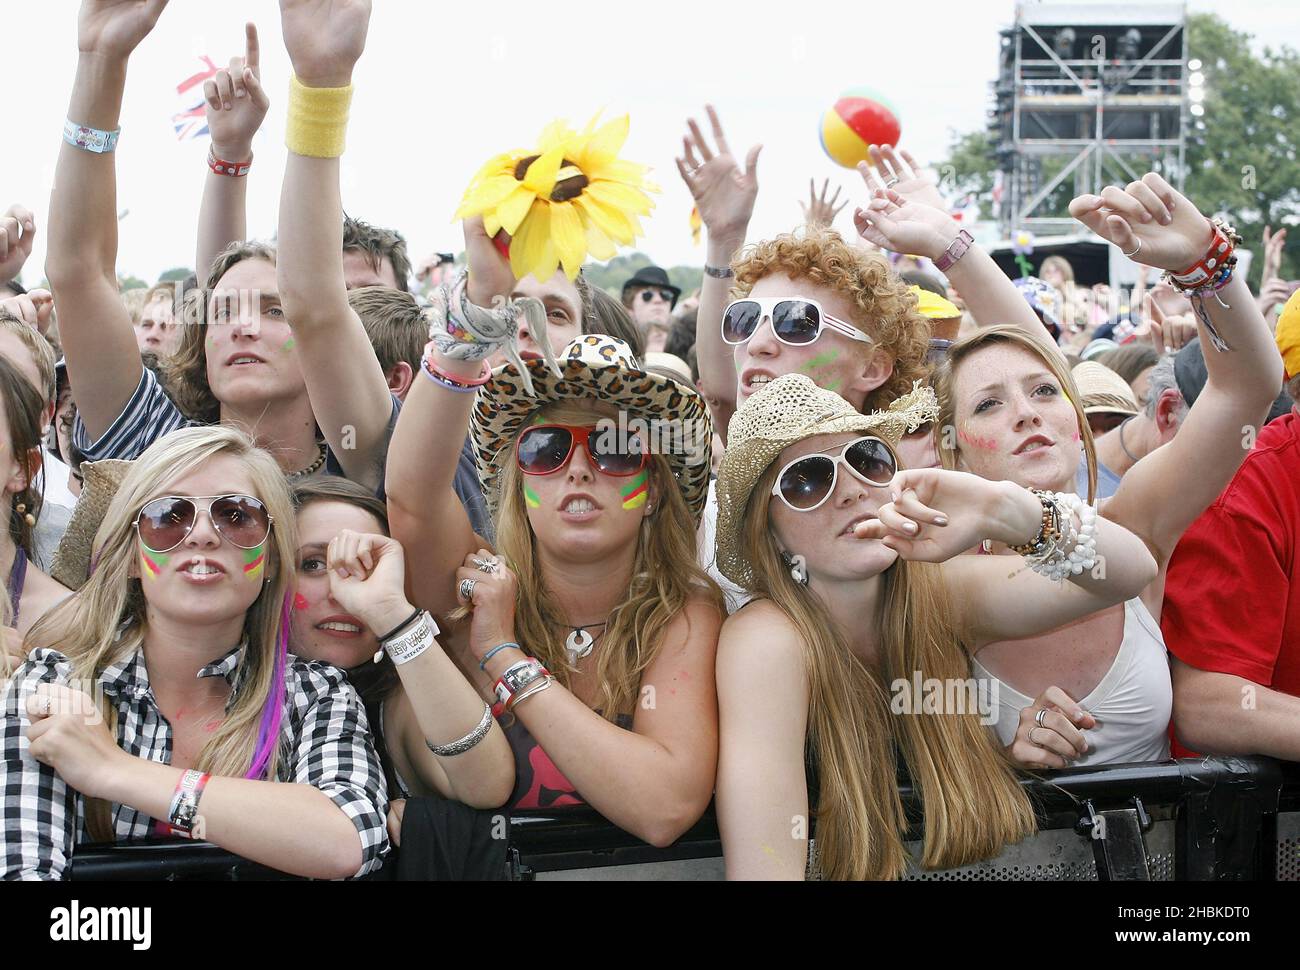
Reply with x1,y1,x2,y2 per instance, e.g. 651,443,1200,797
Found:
820,88,901,169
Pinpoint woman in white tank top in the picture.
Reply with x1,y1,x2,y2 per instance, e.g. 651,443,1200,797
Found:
914,174,1281,768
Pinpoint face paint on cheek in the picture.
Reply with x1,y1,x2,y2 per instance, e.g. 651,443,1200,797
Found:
281,337,296,353
293,592,310,611
620,470,649,510
958,425,999,451
524,485,541,509
800,350,840,374
140,548,168,580
242,544,266,582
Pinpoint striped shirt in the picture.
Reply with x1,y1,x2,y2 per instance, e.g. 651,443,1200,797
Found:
1,642,389,880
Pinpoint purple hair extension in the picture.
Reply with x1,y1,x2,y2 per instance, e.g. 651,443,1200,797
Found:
245,589,290,780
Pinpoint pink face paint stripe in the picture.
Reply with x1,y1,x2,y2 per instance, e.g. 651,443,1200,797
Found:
140,549,167,578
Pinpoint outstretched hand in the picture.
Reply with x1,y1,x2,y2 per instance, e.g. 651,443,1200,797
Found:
0,205,36,285
77,0,168,60
800,178,848,228
205,23,270,159
279,0,372,88
676,105,762,243
1068,173,1212,272
853,187,960,262
859,145,948,212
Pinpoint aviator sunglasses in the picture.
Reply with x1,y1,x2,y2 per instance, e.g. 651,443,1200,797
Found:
722,296,875,348
133,494,274,553
771,436,898,512
516,424,649,477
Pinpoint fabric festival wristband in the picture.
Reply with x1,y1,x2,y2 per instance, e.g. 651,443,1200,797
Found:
285,75,353,158
167,769,210,833
704,264,734,279
209,147,252,177
63,118,120,154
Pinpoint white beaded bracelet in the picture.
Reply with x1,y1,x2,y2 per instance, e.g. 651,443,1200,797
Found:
1024,492,1098,582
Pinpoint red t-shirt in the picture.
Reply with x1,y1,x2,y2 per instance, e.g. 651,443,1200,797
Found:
1162,409,1300,755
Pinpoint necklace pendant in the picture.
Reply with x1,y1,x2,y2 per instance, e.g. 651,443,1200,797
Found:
565,627,595,662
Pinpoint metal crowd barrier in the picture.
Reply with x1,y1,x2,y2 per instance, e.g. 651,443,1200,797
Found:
66,756,1300,881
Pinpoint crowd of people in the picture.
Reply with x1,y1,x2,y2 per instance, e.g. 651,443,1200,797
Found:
2,0,1297,881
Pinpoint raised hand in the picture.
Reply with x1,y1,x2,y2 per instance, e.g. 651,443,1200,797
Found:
0,289,55,335
859,145,947,212
1260,225,1287,284
1144,294,1196,355
676,105,762,243
77,0,168,60
800,178,848,228
279,0,372,87
853,186,961,262
0,205,36,284
1068,173,1213,272
326,530,411,634
454,549,519,662
1258,277,1296,318
204,23,270,160
854,468,1041,562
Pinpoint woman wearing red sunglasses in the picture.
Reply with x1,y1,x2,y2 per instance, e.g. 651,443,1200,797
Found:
712,374,1158,880
386,292,723,846
1,425,388,880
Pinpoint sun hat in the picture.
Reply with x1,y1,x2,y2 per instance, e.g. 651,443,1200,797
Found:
642,351,693,384
469,334,712,524
49,459,133,590
713,373,938,589
1275,288,1300,380
1071,361,1139,418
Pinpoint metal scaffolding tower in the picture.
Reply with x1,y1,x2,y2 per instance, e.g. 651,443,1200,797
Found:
992,2,1188,238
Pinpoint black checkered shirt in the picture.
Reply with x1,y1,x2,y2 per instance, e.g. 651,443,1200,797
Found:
1,643,388,880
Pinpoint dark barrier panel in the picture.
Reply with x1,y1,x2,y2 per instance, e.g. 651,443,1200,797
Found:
66,757,1300,881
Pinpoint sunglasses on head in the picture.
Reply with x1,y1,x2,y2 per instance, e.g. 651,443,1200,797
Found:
638,288,676,304
134,494,273,554
770,436,897,512
722,296,874,348
515,424,648,477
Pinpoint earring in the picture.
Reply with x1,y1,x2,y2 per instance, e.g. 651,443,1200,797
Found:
781,552,809,587
14,502,35,527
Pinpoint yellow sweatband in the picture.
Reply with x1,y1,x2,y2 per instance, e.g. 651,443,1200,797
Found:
285,75,353,158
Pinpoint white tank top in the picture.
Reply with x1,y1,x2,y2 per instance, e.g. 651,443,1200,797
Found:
970,598,1172,766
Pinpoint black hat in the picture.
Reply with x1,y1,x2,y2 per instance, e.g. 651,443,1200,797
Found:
1174,338,1293,424
621,265,680,307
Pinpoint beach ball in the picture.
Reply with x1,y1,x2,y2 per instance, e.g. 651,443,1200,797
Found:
820,88,901,169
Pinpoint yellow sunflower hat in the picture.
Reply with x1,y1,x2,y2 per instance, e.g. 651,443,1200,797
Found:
454,113,658,283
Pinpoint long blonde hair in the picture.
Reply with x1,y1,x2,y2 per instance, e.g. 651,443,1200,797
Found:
933,323,1097,504
493,402,722,720
741,458,1036,880
25,426,298,838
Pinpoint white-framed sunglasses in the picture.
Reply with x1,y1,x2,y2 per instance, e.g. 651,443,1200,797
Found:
722,296,874,347
770,436,897,512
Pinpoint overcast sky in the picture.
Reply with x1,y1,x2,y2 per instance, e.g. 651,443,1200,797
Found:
8,0,1300,286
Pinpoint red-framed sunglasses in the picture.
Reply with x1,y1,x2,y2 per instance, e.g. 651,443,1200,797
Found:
515,424,648,477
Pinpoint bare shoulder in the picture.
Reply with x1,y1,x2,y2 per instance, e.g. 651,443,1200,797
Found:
718,600,806,673
17,568,73,637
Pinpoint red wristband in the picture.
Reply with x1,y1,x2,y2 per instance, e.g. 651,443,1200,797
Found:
1169,220,1234,288
422,353,492,389
208,147,252,178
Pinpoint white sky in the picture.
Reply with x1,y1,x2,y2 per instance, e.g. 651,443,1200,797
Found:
8,0,1300,286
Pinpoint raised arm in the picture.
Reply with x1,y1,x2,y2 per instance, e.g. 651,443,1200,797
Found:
854,147,1057,356
275,0,394,490
676,105,762,424
45,0,168,442
0,204,37,286
195,23,269,279
855,467,1158,644
1070,174,1283,563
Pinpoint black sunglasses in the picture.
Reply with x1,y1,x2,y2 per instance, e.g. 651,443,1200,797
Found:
638,288,676,304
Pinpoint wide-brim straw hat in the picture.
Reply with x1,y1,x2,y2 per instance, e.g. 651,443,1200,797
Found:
470,334,713,525
1071,360,1139,417
714,373,938,589
49,459,133,590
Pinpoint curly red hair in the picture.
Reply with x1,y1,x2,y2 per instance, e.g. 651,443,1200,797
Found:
730,226,931,411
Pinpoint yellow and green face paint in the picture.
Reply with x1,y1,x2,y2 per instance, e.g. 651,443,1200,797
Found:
524,485,541,509
139,547,169,581
620,470,649,510
242,544,266,582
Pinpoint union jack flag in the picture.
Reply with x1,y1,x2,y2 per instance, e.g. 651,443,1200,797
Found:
172,55,219,141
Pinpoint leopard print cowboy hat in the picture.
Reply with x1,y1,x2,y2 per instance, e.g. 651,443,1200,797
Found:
470,335,713,525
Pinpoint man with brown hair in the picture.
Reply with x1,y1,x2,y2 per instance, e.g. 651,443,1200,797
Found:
345,286,425,401
342,216,412,292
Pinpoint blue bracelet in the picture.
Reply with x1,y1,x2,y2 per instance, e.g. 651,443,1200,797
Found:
479,642,521,671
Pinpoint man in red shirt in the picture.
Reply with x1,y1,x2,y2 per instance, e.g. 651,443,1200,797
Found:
1163,290,1300,759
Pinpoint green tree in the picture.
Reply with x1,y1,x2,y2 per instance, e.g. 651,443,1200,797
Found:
117,274,146,291
581,251,704,299
157,266,194,283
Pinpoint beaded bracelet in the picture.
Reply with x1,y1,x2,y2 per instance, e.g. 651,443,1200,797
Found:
1020,492,1098,581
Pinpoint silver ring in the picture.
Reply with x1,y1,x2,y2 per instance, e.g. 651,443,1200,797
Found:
473,556,499,574
459,578,477,601
1122,238,1142,258
884,175,900,188
38,695,51,717
1028,726,1043,747
1035,708,1049,728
